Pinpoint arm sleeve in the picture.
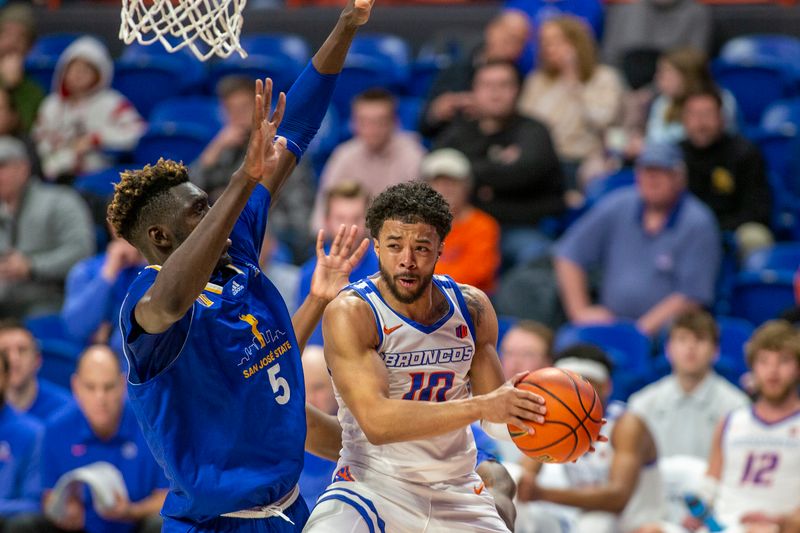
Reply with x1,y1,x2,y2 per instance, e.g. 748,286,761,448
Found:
61,259,114,345
120,270,194,384
228,184,272,265
28,191,95,281
675,212,721,306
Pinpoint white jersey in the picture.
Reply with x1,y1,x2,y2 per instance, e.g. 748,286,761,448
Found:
564,401,666,532
336,275,478,484
715,406,800,527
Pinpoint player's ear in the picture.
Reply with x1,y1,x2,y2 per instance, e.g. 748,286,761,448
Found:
147,224,172,249
372,238,380,256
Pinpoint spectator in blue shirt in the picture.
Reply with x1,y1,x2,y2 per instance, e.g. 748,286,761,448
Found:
8,345,166,533
61,236,145,360
0,321,72,423
554,141,720,336
0,348,43,528
296,181,378,346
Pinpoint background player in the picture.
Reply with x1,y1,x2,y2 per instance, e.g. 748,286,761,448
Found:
304,181,549,532
516,344,668,533
698,320,800,532
109,1,374,530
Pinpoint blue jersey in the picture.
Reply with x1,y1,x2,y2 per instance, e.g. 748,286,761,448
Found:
42,404,167,533
0,405,42,517
26,379,73,423
120,184,307,523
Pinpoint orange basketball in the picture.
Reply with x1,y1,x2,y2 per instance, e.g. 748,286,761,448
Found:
508,367,604,463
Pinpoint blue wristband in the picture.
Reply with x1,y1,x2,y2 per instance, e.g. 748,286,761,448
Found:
276,61,339,161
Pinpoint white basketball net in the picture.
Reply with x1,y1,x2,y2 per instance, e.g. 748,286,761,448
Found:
119,0,248,62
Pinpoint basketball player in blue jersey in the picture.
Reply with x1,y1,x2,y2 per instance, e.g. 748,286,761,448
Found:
304,181,557,532
107,1,374,531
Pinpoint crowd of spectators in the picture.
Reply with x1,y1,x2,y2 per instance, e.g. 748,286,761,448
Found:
1,0,799,531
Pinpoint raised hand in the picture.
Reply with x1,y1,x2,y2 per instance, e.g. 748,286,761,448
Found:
241,78,286,184
309,224,370,303
342,0,374,27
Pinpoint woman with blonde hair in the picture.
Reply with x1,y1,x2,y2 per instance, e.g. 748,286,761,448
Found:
518,15,624,186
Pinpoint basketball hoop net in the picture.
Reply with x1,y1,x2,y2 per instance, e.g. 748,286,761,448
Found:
119,0,248,62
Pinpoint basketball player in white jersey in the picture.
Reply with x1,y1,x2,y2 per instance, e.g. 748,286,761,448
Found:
516,344,669,533
303,181,552,532
702,320,800,533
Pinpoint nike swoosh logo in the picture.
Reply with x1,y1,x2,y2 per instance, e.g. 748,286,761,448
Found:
473,482,485,495
383,324,403,335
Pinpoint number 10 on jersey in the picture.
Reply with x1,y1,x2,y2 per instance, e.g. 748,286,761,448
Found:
402,371,455,402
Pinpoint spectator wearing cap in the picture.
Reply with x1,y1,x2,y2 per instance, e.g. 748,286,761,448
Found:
422,148,501,294
0,136,94,319
554,141,720,336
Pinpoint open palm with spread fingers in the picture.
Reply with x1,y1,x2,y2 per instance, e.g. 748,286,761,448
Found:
310,224,370,302
241,77,286,185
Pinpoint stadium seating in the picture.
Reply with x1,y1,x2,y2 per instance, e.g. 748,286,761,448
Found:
744,242,800,272
730,270,796,325
331,34,412,116
133,122,215,165
583,168,636,207
720,34,800,67
73,165,127,198
751,98,800,179
37,338,82,389
554,322,652,401
716,316,756,384
497,315,518,349
713,58,800,127
149,97,225,133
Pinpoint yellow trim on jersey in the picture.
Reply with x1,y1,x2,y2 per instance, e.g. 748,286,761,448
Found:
144,265,227,294
197,294,214,307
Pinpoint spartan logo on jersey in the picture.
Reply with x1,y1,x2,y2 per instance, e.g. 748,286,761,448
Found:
237,314,286,366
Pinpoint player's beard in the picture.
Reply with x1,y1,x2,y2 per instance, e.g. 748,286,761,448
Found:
758,379,799,406
378,261,433,304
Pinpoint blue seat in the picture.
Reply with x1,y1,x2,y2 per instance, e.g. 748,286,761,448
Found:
308,107,344,180
744,243,800,272
715,316,755,385
134,122,215,165
720,35,800,68
24,313,69,343
207,54,302,96
73,166,128,198
397,96,423,133
408,57,447,98
37,338,82,389
149,97,224,133
349,33,411,77
730,270,796,325
713,59,800,126
554,322,652,401
239,34,310,65
750,98,800,179
113,55,201,117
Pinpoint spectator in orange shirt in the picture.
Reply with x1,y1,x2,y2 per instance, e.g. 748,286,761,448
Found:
422,148,501,294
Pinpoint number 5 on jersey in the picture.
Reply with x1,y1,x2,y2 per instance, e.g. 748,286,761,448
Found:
403,371,455,402
268,364,291,405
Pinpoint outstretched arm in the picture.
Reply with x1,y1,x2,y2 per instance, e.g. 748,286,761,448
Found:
264,0,374,197
323,293,545,445
136,80,285,334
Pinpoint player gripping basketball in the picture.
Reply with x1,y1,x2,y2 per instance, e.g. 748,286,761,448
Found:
304,182,556,532
110,1,374,531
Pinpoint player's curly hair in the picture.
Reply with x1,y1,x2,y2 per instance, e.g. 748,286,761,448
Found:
107,159,189,245
366,181,453,241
